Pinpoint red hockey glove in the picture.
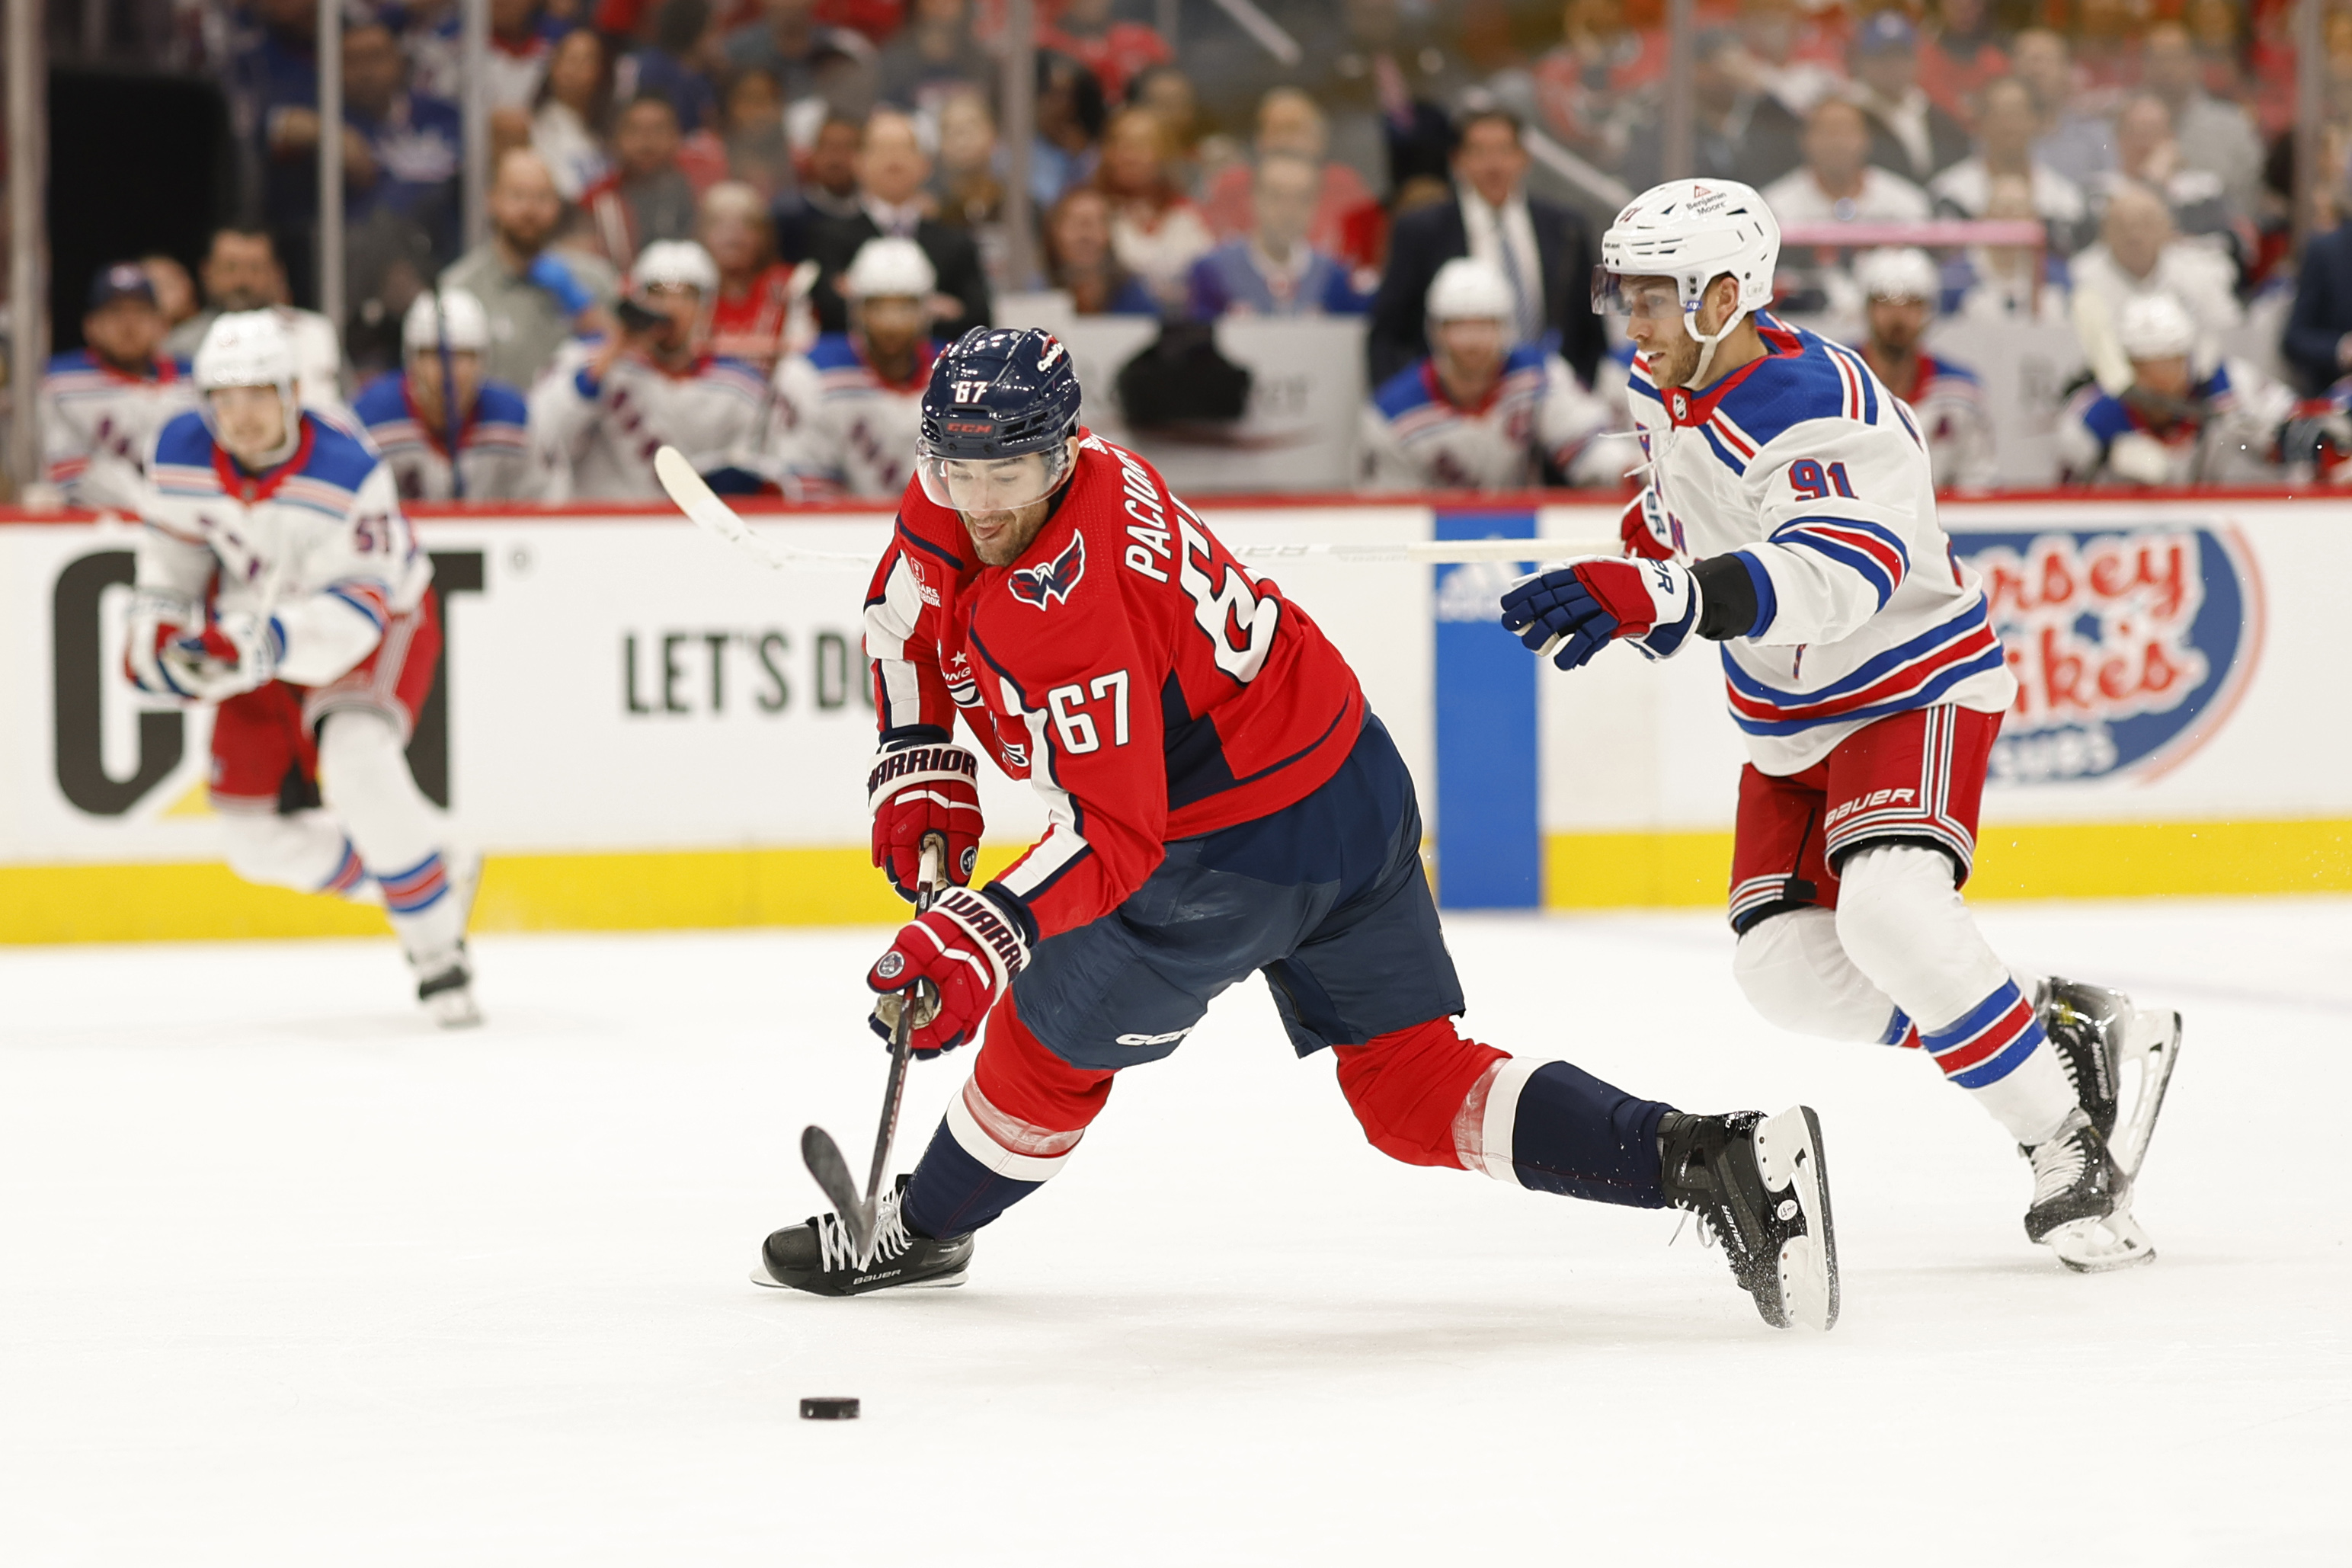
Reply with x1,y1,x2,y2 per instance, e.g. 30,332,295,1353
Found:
868,734,984,901
1620,488,1677,562
158,610,284,702
124,588,202,697
1500,555,1700,671
866,885,1032,1058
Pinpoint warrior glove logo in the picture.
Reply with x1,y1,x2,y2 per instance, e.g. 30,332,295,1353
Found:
1006,530,1086,610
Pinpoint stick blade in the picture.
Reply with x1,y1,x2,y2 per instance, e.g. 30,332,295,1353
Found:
801,1124,875,1262
656,444,780,565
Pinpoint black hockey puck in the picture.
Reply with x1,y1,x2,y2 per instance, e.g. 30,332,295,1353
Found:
800,1397,859,1420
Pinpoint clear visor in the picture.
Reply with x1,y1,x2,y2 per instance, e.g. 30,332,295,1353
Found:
916,441,1073,513
1591,269,1691,324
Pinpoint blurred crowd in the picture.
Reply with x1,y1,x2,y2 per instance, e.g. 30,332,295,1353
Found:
34,0,2352,504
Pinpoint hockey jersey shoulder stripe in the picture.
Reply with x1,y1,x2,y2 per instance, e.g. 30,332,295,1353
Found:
1373,360,1437,420
1697,421,1750,475
154,410,216,466
351,373,409,424
477,382,529,424
806,333,864,373
299,419,385,491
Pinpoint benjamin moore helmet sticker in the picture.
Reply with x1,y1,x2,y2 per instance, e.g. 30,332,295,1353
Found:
1962,524,2263,784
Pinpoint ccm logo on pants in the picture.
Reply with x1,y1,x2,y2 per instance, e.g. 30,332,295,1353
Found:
1116,1028,1193,1048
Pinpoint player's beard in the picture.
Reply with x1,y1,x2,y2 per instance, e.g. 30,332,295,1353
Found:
1646,328,1701,389
962,500,1051,566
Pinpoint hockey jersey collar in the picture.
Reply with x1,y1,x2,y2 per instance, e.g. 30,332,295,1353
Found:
92,354,180,387
210,412,319,501
401,376,478,455
1658,315,1806,428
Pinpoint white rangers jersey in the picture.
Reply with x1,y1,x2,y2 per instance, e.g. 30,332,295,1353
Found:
1360,344,1612,491
40,350,198,510
1624,312,2016,776
765,332,937,499
1875,350,1997,493
352,371,535,501
2054,358,2295,486
527,341,770,500
139,409,430,688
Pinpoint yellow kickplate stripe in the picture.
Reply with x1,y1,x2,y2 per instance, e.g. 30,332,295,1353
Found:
5,825,2346,944
1543,818,2352,909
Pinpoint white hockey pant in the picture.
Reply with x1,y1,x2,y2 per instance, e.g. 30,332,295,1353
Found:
1732,843,2074,1145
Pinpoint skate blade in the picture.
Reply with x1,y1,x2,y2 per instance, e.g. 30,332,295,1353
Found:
1755,1106,1840,1330
2043,1211,2157,1273
747,1265,969,1293
2109,1009,2182,1180
424,988,483,1030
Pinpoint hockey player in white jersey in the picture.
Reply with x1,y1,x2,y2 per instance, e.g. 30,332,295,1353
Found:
763,237,941,499
2056,293,2307,486
1851,248,1996,493
40,263,197,510
529,240,770,499
1359,258,1612,491
1502,181,2180,1272
130,312,482,1027
352,290,533,501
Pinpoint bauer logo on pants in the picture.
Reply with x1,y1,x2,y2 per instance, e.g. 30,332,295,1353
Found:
1960,523,2264,785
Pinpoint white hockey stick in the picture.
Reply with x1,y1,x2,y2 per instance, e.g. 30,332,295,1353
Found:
654,444,1613,569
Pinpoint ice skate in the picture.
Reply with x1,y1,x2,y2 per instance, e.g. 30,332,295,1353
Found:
1659,1106,1838,1330
2023,1109,2153,1272
756,1174,974,1297
414,946,482,1029
2037,976,2181,1179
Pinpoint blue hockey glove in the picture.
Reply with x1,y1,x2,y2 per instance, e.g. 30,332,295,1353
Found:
1499,555,1701,671
525,252,597,318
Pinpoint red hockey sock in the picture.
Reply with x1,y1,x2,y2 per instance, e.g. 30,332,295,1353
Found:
965,994,1118,1154
1332,1018,1509,1170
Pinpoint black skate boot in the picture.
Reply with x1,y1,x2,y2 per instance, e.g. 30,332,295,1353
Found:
755,1174,975,1297
1659,1106,1838,1330
2023,1108,2153,1272
2034,976,2181,1179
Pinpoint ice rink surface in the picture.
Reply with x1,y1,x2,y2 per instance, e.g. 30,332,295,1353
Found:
3,899,2346,1567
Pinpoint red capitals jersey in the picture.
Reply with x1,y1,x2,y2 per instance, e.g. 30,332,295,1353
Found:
864,431,1366,942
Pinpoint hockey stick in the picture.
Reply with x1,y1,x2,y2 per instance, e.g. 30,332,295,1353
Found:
801,832,946,1269
656,446,1611,568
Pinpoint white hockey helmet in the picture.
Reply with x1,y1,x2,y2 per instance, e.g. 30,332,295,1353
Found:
630,239,720,296
1426,258,1515,325
2116,291,2198,361
402,287,491,357
1854,246,1941,304
843,235,937,302
193,309,302,466
1597,178,1781,382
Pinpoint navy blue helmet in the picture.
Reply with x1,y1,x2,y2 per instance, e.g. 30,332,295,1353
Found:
919,327,1082,460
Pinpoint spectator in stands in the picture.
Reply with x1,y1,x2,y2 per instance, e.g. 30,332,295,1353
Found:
774,111,866,263
1851,248,1996,491
1762,98,1934,225
2069,183,2243,393
165,227,346,411
699,181,798,370
341,22,465,262
1200,90,1377,265
582,95,700,267
413,0,566,110
40,264,197,510
1625,28,1803,192
1095,107,1214,316
1918,0,2010,121
1040,0,1173,105
533,28,614,203
620,0,722,136
2142,22,2263,223
2058,290,2299,485
352,289,533,501
2282,214,2352,393
808,108,991,339
140,255,198,333
725,0,872,105
1043,187,1158,315
1369,106,1605,388
1947,171,2072,325
1032,51,1108,213
722,66,793,199
1360,258,1610,492
765,237,944,498
443,149,620,391
1846,11,1972,188
1929,75,2091,254
2011,27,2114,191
1129,66,1208,197
930,88,1010,287
876,0,990,114
1736,0,1846,117
1526,0,1666,174
1186,154,1369,322
2098,95,2238,251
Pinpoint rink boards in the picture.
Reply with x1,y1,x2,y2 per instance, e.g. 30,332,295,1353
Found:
4,494,2347,941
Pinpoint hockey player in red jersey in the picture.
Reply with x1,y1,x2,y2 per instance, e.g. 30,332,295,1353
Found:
754,327,1842,1329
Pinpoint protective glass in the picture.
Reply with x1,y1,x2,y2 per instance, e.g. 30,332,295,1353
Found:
1591,269,1688,324
915,440,1073,513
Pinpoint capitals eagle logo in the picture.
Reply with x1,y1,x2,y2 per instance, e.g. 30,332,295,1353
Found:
1006,530,1085,609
